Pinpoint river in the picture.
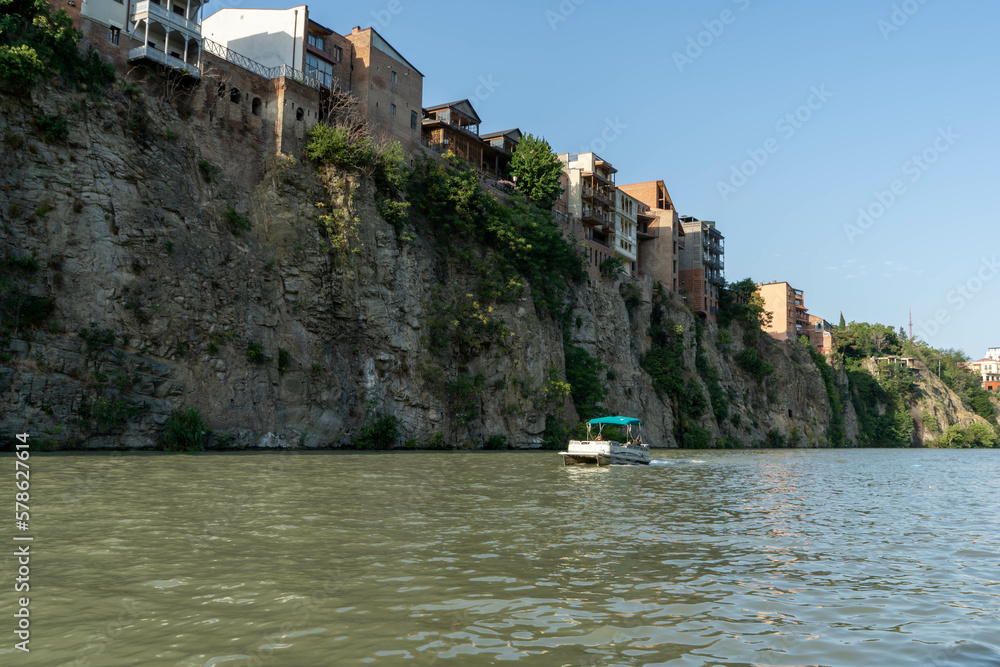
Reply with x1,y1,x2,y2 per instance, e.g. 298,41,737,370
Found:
4,449,999,666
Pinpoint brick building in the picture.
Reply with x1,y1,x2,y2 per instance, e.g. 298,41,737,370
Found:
202,8,423,155
679,216,725,319
345,26,423,154
807,314,834,355
617,180,685,292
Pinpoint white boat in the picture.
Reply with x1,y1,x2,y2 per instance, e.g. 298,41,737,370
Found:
560,417,650,466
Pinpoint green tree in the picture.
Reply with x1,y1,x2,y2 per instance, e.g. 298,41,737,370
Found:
0,0,113,89
509,134,563,209
839,312,846,328
718,278,771,329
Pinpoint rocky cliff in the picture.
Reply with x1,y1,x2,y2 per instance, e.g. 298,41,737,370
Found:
0,81,981,450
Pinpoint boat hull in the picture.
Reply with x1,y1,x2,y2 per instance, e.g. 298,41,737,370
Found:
559,440,650,466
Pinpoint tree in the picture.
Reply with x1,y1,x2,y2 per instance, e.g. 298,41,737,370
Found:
718,278,772,329
871,330,887,355
839,312,846,328
509,134,563,210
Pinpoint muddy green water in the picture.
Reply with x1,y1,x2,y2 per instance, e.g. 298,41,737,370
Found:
3,449,999,666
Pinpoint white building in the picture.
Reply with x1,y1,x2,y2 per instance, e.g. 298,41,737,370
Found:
202,6,308,73
615,189,639,273
986,347,1000,361
82,0,206,78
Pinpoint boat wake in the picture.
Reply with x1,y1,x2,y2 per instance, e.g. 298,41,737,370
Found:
650,459,706,466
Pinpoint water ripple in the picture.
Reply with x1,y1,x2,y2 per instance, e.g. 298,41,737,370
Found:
24,448,1000,666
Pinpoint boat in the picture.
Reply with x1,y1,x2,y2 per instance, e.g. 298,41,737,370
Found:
559,416,651,466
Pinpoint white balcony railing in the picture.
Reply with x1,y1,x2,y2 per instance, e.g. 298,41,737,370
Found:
132,0,201,36
128,45,201,78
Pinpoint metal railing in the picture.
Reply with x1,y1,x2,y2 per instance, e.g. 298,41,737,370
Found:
132,0,200,35
202,39,354,95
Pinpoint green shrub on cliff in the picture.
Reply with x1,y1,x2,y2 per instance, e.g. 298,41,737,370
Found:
735,347,774,383
938,423,998,448
718,278,772,330
563,341,605,420
353,414,399,450
162,406,208,451
407,155,584,318
0,0,113,89
807,345,845,447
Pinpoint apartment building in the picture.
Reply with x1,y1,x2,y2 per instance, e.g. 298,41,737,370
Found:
557,153,618,280
615,190,640,275
679,216,725,319
617,180,685,292
986,347,1000,361
77,0,206,77
203,9,424,153
757,281,808,341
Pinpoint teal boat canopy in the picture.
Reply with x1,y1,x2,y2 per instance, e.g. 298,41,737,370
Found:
587,417,641,426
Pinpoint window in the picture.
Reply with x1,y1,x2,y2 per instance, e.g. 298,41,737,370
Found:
108,27,120,44
410,110,417,130
229,88,240,104
251,97,262,116
391,70,397,84
296,107,304,121
333,45,342,62
307,32,324,49
172,4,184,15
305,53,334,88
390,104,396,117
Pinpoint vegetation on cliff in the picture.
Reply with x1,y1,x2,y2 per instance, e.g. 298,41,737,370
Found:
833,319,999,447
0,0,113,89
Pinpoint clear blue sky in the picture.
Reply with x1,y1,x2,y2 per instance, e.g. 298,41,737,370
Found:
207,0,999,358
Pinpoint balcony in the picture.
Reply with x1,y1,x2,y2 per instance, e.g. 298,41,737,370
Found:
128,45,200,78
582,170,614,187
132,0,201,36
582,186,614,208
703,254,724,270
636,223,658,240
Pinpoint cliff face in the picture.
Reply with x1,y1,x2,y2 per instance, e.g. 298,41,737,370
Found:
908,360,993,447
0,82,922,450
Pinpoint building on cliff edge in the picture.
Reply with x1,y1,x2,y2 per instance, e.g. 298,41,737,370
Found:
617,180,686,293
969,356,1000,392
679,216,725,320
53,1,426,157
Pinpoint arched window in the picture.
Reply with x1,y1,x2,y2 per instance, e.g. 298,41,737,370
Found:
217,82,226,98
230,88,241,104
251,97,262,116
296,107,304,121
